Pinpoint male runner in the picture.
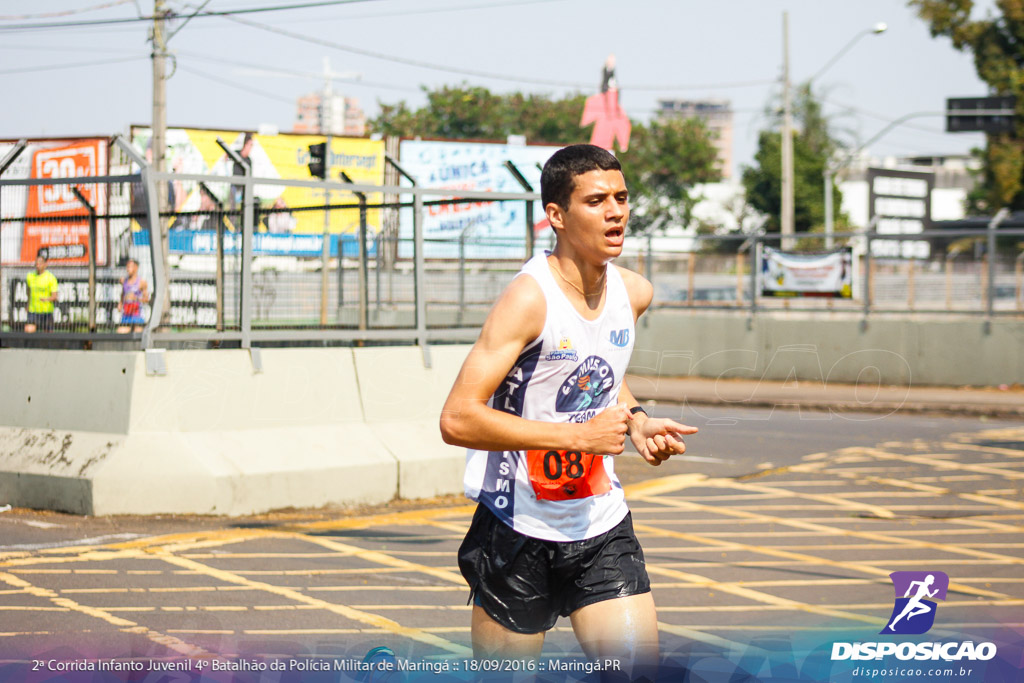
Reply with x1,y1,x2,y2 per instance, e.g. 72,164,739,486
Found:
25,252,58,333
440,144,698,669
117,258,149,333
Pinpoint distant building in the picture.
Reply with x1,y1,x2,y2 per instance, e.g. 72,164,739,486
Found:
839,153,978,228
657,99,734,179
293,89,366,137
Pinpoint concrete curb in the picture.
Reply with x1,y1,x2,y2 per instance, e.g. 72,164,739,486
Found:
627,374,1024,419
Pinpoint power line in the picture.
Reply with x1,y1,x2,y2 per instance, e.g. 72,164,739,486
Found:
176,49,420,93
0,43,140,54
0,55,146,76
0,0,385,31
822,97,950,137
217,12,598,89
0,0,136,21
177,64,296,104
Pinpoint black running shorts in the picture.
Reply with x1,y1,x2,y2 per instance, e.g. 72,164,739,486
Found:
457,503,651,634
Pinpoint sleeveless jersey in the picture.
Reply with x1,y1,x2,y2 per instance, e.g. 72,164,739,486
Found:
122,276,144,316
463,253,635,542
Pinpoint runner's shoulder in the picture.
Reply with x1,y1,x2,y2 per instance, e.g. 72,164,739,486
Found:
613,264,653,316
480,273,546,347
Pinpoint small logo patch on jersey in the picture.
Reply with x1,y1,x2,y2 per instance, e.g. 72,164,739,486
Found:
556,356,615,413
609,328,630,347
545,337,578,362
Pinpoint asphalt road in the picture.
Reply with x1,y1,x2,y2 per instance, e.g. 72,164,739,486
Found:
1,406,1021,682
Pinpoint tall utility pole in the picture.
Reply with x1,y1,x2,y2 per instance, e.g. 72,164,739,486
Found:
780,11,795,249
151,1,167,212
151,0,170,325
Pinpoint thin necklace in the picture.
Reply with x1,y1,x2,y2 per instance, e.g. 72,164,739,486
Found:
552,261,605,299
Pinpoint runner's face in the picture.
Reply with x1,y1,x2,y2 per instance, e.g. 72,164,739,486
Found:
127,261,138,277
551,169,629,263
35,257,46,273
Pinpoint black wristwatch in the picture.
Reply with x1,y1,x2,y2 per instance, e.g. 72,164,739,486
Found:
629,406,648,417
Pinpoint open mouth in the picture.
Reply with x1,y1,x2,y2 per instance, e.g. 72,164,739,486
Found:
605,226,624,244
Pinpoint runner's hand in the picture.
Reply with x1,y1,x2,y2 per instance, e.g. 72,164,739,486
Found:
581,403,630,455
630,416,698,466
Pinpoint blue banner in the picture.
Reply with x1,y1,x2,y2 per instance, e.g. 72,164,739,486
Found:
132,229,372,258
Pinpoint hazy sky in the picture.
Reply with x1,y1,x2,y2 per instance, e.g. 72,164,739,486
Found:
0,0,999,177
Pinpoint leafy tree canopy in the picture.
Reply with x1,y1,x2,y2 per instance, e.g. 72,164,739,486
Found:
370,84,721,234
911,0,1024,212
741,84,848,235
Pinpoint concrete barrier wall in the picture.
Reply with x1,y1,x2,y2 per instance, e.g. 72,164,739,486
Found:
630,311,1023,387
2,312,1021,515
0,346,472,515
0,350,137,433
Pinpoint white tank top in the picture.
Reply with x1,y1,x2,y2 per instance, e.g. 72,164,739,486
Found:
463,253,634,541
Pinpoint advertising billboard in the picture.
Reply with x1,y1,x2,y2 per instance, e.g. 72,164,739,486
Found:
0,138,109,266
397,139,561,258
761,246,854,298
130,127,385,237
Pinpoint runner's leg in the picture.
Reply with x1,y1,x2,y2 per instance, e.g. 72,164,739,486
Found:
472,606,545,658
570,593,659,665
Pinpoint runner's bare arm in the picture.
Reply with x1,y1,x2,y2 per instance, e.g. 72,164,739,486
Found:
615,266,699,465
440,275,630,455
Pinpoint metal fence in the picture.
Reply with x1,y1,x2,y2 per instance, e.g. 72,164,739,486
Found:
2,142,1022,352
624,229,1024,319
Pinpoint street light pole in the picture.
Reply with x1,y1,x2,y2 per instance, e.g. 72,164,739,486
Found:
781,12,794,249
818,22,888,248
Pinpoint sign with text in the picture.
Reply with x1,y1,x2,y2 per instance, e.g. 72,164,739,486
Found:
761,246,853,298
868,168,933,260
0,138,109,266
7,276,215,328
131,127,384,237
397,139,560,258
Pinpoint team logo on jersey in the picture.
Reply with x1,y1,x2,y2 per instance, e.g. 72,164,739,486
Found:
881,571,949,635
556,355,614,413
609,328,630,347
545,337,578,362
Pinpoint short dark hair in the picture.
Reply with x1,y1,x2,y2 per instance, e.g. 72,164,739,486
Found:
541,144,622,211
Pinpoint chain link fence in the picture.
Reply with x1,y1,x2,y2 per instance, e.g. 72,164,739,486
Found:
2,143,1022,349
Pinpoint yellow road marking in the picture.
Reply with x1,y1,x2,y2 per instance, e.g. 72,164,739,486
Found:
636,522,1008,599
148,551,470,656
347,605,471,611
284,532,466,586
656,621,756,654
856,447,1024,480
0,571,209,657
703,478,896,519
655,599,1024,612
309,586,465,592
242,629,372,635
941,442,1024,458
633,499,1015,596
643,564,884,626
792,462,1024,513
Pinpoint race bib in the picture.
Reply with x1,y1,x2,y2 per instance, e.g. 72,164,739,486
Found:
526,449,612,501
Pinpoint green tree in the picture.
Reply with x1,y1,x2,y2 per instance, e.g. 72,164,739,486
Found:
617,117,722,234
369,84,588,144
371,84,721,233
911,0,1024,212
741,84,847,236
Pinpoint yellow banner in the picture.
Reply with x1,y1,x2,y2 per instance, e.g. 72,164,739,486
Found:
131,127,384,235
